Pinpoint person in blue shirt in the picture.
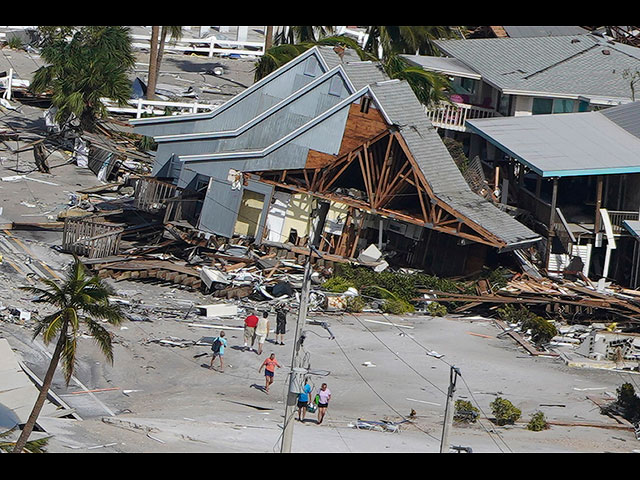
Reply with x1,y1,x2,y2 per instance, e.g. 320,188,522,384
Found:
297,380,313,422
209,331,228,372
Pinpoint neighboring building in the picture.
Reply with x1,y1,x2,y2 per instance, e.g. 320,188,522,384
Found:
130,46,540,276
466,101,640,286
403,33,640,141
467,26,591,39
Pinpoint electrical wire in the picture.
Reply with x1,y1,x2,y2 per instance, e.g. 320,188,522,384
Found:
331,333,442,444
362,308,515,452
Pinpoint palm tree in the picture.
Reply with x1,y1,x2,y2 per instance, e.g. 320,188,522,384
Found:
272,26,337,46
1,428,50,453
363,26,458,59
254,26,459,108
146,26,184,100
11,257,124,453
30,26,135,132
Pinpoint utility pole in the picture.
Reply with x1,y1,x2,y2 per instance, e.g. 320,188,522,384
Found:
280,200,329,454
440,365,460,453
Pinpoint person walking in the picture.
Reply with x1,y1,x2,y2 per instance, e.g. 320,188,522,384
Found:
297,380,313,422
316,383,331,425
209,331,227,372
243,310,259,352
255,311,270,355
275,303,288,345
258,353,281,394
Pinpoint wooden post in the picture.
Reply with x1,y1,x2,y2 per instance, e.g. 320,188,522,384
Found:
595,176,604,233
545,178,559,268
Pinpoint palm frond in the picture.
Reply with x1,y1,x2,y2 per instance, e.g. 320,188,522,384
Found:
85,318,115,364
59,333,77,385
37,311,65,344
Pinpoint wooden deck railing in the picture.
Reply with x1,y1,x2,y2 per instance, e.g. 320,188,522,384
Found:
607,210,639,234
426,102,501,132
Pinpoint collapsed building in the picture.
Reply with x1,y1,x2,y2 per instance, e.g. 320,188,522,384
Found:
129,46,540,277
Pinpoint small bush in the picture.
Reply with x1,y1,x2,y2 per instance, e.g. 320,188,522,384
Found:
6,37,24,50
454,400,479,423
345,296,365,313
322,276,355,293
486,267,509,291
490,397,521,426
527,411,549,431
522,316,558,347
381,298,414,315
427,302,447,317
497,304,534,324
615,383,640,424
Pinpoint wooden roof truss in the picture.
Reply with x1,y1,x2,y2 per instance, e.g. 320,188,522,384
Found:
257,128,506,248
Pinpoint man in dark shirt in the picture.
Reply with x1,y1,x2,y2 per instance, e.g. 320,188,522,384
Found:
243,311,259,352
275,304,288,345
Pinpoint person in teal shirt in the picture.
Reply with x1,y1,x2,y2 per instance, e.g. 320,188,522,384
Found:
209,331,228,372
297,380,313,422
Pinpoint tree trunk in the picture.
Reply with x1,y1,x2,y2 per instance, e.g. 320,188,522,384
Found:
12,322,68,453
265,26,274,50
146,26,160,100
155,27,168,81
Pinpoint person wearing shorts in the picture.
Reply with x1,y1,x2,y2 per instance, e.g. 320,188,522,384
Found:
297,380,312,422
255,311,270,355
258,353,281,394
209,331,227,372
243,311,259,352
275,304,288,345
316,383,331,425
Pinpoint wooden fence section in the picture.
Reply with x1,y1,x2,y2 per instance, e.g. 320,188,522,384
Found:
62,217,124,259
133,177,181,214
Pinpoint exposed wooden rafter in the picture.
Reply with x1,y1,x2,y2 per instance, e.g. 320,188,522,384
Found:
257,126,507,249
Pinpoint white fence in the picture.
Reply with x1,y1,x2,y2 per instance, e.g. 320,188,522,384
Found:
427,102,501,132
103,98,218,118
130,27,266,58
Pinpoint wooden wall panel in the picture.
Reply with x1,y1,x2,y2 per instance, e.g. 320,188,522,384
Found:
304,102,389,170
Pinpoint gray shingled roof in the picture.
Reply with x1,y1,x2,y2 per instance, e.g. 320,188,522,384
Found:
502,26,589,38
600,100,640,139
369,80,540,247
433,35,640,102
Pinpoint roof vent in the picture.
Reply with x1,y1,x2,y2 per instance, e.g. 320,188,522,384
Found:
571,38,580,43
602,49,611,55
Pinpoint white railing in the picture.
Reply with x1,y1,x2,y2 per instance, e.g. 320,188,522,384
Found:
103,98,219,119
426,102,501,132
607,210,640,234
130,32,265,58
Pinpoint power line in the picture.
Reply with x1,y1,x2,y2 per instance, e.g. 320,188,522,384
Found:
331,333,442,444
367,308,515,452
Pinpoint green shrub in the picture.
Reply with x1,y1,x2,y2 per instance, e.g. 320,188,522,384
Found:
490,397,521,426
522,316,558,347
345,296,365,313
6,37,24,50
454,400,479,423
381,298,414,315
616,383,640,424
486,267,509,291
427,302,447,317
497,304,534,324
322,276,355,293
527,411,549,431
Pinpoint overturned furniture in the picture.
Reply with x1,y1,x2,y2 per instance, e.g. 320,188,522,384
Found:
62,216,124,259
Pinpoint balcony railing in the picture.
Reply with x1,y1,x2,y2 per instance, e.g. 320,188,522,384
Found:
426,102,501,132
607,210,640,235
